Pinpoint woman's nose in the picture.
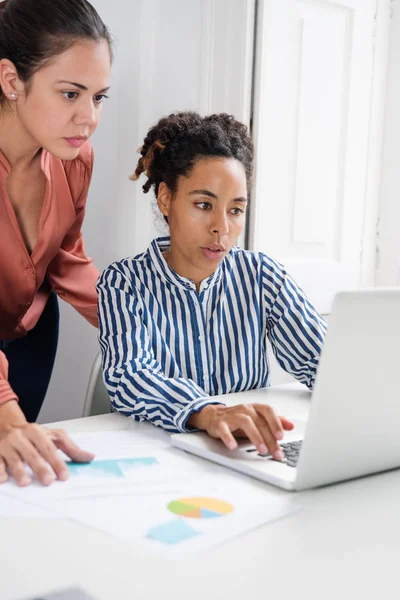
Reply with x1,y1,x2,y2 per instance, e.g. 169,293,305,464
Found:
74,102,98,128
210,213,229,236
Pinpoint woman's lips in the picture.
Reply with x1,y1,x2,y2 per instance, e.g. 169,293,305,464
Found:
64,137,88,148
201,246,225,261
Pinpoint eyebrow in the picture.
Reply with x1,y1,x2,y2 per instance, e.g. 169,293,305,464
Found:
55,80,110,93
189,189,248,203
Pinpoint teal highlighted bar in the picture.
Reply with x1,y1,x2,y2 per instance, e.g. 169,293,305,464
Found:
147,519,200,545
68,457,158,478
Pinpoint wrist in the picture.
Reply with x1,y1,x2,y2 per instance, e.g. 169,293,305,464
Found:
0,399,27,429
187,403,224,431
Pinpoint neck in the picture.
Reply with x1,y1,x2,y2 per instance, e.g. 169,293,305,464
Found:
163,245,215,292
0,108,42,171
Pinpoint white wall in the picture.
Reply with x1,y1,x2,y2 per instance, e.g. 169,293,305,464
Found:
39,0,255,422
376,0,400,287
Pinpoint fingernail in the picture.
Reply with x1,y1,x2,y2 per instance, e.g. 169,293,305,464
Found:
18,475,32,486
43,474,55,486
274,449,284,461
259,443,269,455
275,430,283,440
58,470,69,481
227,440,237,450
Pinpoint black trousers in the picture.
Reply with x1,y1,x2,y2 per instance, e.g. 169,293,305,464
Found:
0,292,59,422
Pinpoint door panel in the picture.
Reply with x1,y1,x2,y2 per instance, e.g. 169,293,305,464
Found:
250,0,377,313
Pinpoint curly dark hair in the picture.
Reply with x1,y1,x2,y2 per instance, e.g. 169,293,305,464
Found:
131,111,254,198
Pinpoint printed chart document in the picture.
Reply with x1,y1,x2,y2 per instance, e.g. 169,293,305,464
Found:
0,430,300,557
0,492,58,519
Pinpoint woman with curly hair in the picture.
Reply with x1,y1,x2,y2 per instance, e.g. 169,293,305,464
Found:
97,112,326,460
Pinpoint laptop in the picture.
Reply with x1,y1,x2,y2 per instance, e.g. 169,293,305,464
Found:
171,289,400,491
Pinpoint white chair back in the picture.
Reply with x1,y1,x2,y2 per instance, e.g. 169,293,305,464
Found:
82,352,111,417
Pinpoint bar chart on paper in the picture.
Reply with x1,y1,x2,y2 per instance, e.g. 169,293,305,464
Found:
67,457,158,479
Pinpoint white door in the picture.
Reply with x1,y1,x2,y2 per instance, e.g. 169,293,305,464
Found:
249,0,380,314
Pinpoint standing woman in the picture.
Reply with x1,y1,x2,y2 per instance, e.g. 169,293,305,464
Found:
0,0,112,486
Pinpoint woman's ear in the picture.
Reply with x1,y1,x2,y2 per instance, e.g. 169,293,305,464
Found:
157,182,172,218
0,59,24,98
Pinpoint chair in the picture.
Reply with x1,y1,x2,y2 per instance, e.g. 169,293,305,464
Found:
82,351,112,417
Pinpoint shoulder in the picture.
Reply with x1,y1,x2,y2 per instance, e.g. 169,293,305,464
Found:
97,248,152,293
228,246,286,277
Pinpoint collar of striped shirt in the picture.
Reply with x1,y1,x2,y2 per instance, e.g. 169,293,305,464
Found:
148,236,230,292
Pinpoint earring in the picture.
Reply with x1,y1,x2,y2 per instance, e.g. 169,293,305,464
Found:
7,93,17,100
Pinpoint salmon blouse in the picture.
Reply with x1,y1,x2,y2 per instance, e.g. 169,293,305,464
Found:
0,141,99,405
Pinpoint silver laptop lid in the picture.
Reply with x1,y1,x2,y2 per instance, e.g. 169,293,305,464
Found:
295,288,400,490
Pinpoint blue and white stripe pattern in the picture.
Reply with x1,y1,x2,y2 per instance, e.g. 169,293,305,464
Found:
97,237,326,433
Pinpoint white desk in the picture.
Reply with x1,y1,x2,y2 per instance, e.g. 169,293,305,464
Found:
1,383,399,600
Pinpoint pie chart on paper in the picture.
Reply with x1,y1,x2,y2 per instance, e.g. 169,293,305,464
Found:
167,497,234,519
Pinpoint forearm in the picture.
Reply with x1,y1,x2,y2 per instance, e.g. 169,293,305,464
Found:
0,351,20,406
47,249,99,327
106,364,224,432
0,399,27,429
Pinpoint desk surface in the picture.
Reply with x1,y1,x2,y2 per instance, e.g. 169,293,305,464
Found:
1,384,399,600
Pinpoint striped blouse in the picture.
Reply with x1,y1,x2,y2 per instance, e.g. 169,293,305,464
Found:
97,237,327,433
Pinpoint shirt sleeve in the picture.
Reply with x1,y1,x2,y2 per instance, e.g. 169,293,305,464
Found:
97,266,222,433
0,351,18,405
261,254,327,389
46,146,99,327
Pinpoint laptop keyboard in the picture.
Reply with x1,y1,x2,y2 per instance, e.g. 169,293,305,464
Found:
245,440,303,468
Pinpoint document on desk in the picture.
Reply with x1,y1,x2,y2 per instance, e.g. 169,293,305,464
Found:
0,492,59,519
0,430,300,557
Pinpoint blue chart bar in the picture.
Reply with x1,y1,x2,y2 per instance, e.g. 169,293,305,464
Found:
68,457,158,478
147,519,200,545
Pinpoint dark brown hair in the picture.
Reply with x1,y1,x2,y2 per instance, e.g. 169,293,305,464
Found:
131,111,254,199
0,0,112,106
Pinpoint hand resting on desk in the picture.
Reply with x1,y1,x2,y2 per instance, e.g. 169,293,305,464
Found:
187,403,294,461
0,399,94,487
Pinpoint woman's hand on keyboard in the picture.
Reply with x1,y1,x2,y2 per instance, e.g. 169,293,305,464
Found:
187,403,294,460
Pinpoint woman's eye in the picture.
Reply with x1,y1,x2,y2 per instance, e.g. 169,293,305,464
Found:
94,94,109,104
62,91,79,100
196,202,211,210
231,207,245,216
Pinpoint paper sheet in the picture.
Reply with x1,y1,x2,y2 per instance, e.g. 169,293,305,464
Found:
68,428,171,454
0,492,58,519
57,474,299,557
0,430,172,514
0,430,300,555
0,431,197,503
